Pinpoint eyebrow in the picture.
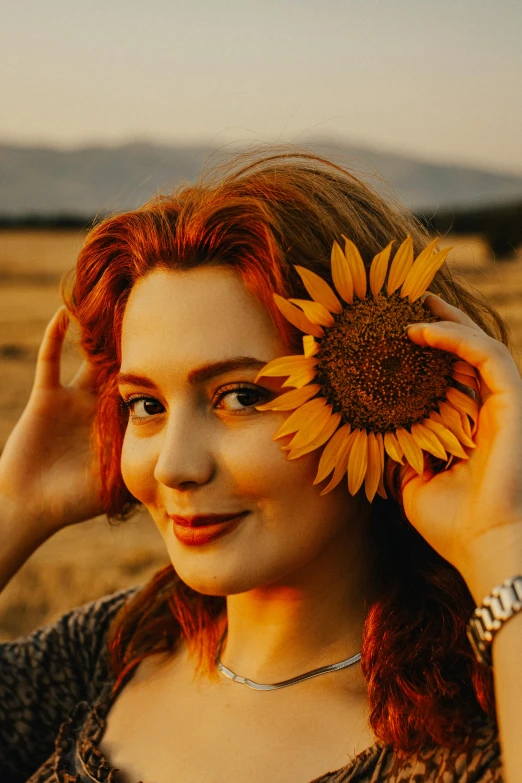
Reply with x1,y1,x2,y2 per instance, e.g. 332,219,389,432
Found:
116,356,267,389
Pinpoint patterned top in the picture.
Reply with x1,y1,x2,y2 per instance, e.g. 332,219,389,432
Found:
0,589,503,782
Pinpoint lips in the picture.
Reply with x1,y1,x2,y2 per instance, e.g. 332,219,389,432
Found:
169,511,248,546
169,512,246,527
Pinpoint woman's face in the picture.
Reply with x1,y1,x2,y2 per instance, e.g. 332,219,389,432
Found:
119,267,368,596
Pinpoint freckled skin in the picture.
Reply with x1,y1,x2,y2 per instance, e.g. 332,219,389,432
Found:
119,267,370,598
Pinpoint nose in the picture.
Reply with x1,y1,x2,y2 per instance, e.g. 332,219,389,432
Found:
154,407,215,490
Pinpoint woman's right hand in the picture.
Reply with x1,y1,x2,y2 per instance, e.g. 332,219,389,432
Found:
0,306,105,537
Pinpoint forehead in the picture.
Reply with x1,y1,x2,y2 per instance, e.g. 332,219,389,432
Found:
120,267,285,370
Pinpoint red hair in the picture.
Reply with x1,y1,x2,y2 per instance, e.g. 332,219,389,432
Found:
64,149,503,751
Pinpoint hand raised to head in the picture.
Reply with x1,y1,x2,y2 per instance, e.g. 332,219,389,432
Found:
0,306,105,534
401,293,522,598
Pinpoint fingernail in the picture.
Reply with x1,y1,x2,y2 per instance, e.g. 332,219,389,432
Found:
421,292,433,303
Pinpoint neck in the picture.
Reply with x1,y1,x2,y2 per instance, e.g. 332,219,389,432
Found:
220,507,377,687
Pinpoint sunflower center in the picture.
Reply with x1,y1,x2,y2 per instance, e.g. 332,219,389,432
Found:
314,292,455,432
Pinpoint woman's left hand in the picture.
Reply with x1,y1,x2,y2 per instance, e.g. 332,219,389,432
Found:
402,293,522,599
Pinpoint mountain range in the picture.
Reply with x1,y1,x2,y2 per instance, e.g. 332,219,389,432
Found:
2,141,522,216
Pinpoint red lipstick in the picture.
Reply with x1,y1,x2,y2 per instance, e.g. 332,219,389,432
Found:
169,512,248,546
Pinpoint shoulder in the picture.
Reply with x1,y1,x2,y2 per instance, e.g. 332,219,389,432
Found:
1,585,140,695
7,585,139,642
52,585,140,646
51,586,142,686
4,586,138,651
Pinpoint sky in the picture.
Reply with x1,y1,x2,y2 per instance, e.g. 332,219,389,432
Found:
2,0,522,174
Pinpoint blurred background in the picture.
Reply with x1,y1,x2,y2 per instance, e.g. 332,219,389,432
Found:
1,0,522,639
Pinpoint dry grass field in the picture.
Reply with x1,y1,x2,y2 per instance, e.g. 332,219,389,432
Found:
0,229,521,640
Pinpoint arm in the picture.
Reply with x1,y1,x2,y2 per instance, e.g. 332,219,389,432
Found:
492,606,522,782
0,308,116,777
462,525,522,783
0,497,53,592
0,306,104,592
404,295,522,783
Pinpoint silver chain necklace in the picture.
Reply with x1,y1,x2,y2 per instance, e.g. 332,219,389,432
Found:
215,629,361,691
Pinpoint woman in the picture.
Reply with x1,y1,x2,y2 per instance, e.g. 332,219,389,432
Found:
0,150,521,783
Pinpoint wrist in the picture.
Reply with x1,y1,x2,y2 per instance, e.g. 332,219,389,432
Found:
0,494,55,592
456,521,522,605
466,575,522,667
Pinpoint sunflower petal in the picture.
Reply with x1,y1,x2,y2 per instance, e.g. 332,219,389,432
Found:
303,335,319,358
282,365,319,389
284,404,333,450
414,236,440,261
387,236,414,295
288,299,335,327
320,429,357,495
445,386,479,425
383,431,404,464
452,360,478,379
369,241,393,298
395,427,425,475
461,408,476,437
255,384,321,411
429,410,444,425
403,248,451,303
375,433,387,498
347,429,369,495
452,371,476,386
342,236,367,300
287,413,342,459
314,422,352,484
294,266,342,314
376,432,385,472
364,432,382,502
273,294,324,338
400,237,439,298
376,476,387,499
331,240,354,304
255,355,317,382
452,371,481,396
273,397,328,439
411,421,447,460
436,402,476,449
423,419,470,459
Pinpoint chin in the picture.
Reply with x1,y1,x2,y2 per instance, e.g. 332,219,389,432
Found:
172,565,260,597
163,541,288,597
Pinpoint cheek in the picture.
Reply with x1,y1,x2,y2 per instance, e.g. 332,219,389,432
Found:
120,431,158,505
119,415,324,515
232,421,355,540
222,419,320,503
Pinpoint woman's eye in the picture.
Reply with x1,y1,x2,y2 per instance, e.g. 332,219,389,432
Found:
120,386,268,421
122,396,164,420
215,385,268,413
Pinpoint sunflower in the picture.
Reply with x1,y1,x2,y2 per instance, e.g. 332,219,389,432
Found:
254,235,480,503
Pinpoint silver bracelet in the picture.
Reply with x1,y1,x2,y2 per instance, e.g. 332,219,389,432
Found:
466,575,522,667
